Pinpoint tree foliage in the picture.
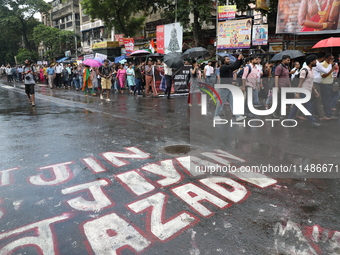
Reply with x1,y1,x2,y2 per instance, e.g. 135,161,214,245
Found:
80,0,163,37
16,48,39,64
33,24,76,60
163,0,215,47
0,0,51,51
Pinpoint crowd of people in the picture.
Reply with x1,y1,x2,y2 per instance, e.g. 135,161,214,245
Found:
1,52,339,127
187,52,339,127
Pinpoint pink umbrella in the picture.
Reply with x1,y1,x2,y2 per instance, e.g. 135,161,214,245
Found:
83,59,102,67
130,50,150,56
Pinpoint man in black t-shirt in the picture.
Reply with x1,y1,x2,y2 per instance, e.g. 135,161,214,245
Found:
98,60,112,101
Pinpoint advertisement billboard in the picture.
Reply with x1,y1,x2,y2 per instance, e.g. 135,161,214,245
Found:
156,23,183,54
276,0,340,34
252,25,268,46
218,5,237,20
217,19,252,49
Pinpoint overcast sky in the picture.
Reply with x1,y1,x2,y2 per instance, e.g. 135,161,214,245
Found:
34,0,52,21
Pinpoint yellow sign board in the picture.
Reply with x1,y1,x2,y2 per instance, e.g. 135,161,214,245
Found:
92,41,120,49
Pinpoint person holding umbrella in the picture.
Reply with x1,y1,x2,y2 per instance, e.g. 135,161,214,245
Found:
82,65,95,96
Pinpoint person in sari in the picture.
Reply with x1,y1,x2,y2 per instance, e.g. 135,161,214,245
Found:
298,0,340,31
117,65,126,94
82,65,95,96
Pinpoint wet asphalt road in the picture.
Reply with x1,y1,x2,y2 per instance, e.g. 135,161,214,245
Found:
0,80,340,255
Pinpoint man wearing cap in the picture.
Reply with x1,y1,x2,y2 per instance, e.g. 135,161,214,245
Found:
98,60,113,101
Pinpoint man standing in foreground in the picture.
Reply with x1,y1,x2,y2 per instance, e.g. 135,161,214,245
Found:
23,59,37,107
288,55,321,127
98,60,112,101
214,54,246,121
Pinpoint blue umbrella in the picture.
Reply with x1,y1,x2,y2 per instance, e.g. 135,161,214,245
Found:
114,55,127,64
217,53,236,63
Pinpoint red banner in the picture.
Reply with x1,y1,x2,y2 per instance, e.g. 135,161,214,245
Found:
123,38,134,56
115,34,125,46
156,25,165,54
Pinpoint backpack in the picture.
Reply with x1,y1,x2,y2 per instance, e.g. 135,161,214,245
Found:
300,68,309,79
237,64,252,79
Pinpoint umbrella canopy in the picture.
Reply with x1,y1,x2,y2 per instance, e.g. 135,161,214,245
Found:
270,50,305,61
114,55,127,64
83,59,102,67
148,53,164,59
56,57,69,63
93,57,105,64
216,53,236,63
164,52,184,69
312,37,340,48
130,50,150,56
149,53,164,57
182,47,209,59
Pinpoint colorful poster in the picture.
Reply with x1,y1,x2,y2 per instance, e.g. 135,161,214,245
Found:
156,23,183,54
123,38,135,56
276,0,340,34
84,54,94,60
217,19,252,49
156,25,165,54
252,25,268,46
256,0,269,11
218,5,237,20
95,53,107,60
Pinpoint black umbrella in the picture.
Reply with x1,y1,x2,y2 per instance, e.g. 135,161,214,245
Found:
271,50,305,61
164,52,184,69
182,47,209,59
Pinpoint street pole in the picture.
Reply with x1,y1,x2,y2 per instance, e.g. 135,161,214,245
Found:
216,0,219,62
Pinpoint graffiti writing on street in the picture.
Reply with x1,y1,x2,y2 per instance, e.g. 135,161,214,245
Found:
0,147,278,254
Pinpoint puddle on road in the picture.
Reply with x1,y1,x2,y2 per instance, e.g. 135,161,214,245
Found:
161,145,202,156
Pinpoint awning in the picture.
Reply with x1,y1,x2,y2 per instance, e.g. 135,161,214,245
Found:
56,57,69,62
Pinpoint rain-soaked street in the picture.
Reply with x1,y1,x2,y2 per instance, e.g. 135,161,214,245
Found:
0,80,340,255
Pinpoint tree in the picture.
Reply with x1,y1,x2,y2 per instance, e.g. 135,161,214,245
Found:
0,0,51,51
80,0,164,37
16,48,39,64
33,24,76,60
163,0,215,47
